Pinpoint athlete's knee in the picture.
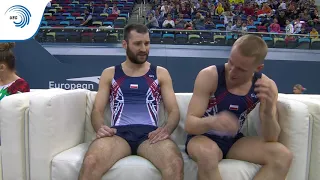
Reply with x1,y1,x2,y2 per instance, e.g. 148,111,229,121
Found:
189,138,221,169
162,154,184,178
266,142,293,170
82,154,100,171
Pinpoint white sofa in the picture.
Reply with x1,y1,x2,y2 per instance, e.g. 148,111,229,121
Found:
0,89,65,180
23,89,311,180
279,94,320,180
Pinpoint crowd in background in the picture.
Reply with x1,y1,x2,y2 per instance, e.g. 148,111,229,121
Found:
145,0,319,37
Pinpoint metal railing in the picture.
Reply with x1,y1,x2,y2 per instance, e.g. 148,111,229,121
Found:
38,26,318,37
36,27,320,49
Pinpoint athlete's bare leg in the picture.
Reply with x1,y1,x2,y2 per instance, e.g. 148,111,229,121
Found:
187,135,223,180
227,136,293,180
137,139,183,180
78,136,131,180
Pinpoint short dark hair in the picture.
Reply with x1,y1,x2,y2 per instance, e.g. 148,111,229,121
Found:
123,24,149,42
0,43,16,70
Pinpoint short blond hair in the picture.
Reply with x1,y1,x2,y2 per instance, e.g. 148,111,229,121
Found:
232,34,268,64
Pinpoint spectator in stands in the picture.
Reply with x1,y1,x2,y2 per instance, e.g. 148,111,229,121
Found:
103,4,112,14
175,13,187,29
300,9,312,25
293,84,306,94
88,1,94,13
174,4,181,15
246,15,254,26
205,12,214,26
261,3,272,17
278,0,286,10
299,27,308,35
277,11,287,27
146,13,159,28
112,4,120,14
285,19,294,34
80,9,93,27
0,43,30,101
162,14,175,28
310,27,319,38
198,3,210,14
224,1,231,12
241,22,248,32
233,3,243,15
288,8,300,21
191,1,200,12
287,2,296,13
193,12,205,29
269,0,279,10
256,0,268,7
243,3,255,16
215,2,224,15
310,9,319,24
226,21,233,31
293,18,302,34
180,2,191,15
269,18,281,33
160,1,169,13
162,5,170,16
209,4,216,15
232,20,242,31
154,9,164,23
185,21,194,30
223,11,235,25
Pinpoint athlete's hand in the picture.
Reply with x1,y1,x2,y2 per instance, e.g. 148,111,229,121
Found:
254,78,277,114
210,111,239,136
148,127,170,144
96,125,117,138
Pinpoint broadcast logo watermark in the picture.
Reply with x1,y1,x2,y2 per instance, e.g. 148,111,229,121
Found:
5,5,31,28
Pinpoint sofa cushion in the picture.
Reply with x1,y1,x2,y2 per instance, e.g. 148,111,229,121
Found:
52,143,162,180
52,142,260,180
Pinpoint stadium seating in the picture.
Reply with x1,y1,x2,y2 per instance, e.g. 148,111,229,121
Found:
38,0,134,43
36,0,320,49
1,89,315,180
42,0,133,28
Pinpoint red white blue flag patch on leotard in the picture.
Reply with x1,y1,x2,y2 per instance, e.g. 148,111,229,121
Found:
229,104,239,111
130,84,138,89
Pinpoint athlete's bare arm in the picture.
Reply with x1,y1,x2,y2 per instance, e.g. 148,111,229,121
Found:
157,66,180,133
148,67,180,144
91,67,114,132
256,74,280,142
184,66,218,135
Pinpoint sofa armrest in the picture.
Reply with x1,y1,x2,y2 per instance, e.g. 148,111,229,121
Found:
245,97,310,180
0,93,31,180
279,94,320,180
0,89,65,180
28,89,88,180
